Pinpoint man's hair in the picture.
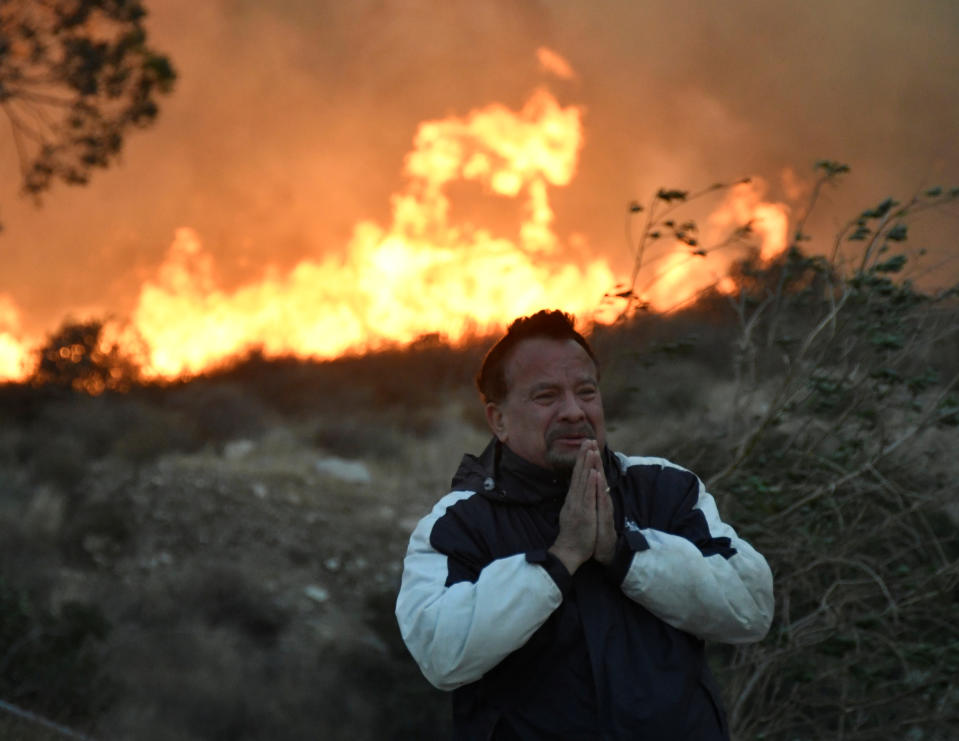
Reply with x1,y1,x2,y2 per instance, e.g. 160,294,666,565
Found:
476,309,598,404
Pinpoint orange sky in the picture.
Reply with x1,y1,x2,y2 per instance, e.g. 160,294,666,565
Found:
1,0,957,378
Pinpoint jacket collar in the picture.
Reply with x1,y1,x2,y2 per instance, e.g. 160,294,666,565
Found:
450,438,622,505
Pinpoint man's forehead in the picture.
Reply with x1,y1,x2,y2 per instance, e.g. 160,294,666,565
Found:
505,337,597,386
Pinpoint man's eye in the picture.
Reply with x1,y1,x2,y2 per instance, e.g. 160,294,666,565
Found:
578,387,597,398
533,391,557,403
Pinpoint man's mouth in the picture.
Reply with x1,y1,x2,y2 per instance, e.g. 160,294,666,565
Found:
547,426,596,448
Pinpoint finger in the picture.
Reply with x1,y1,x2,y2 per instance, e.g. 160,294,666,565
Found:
595,475,617,559
588,447,603,474
596,477,612,522
594,452,607,489
585,469,600,526
568,440,592,502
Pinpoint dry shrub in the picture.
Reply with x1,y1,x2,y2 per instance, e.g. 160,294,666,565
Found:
698,179,959,741
163,381,274,446
182,564,289,648
15,393,202,492
311,417,407,460
0,579,113,732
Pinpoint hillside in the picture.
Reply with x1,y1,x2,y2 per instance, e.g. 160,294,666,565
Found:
1,253,958,739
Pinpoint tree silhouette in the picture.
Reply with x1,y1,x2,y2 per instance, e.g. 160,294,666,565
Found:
0,0,175,211
31,319,140,393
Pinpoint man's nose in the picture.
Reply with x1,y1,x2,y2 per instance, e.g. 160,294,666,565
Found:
557,391,587,420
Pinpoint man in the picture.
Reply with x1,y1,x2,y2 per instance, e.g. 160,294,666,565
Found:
395,310,774,740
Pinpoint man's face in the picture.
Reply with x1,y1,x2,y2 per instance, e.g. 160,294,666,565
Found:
485,337,606,471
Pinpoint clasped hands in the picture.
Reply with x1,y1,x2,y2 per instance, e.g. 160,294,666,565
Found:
548,440,616,575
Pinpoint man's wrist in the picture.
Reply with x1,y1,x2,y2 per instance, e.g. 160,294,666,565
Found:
548,545,585,575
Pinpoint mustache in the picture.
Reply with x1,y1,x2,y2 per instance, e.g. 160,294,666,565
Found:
546,424,596,446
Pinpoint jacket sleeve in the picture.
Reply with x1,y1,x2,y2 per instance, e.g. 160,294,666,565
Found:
611,456,774,644
395,490,569,691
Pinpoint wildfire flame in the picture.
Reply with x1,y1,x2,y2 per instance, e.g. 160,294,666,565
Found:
122,87,614,379
0,53,792,385
536,47,578,81
620,178,790,312
0,295,28,381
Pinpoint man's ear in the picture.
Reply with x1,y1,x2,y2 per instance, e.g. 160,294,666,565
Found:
485,402,508,442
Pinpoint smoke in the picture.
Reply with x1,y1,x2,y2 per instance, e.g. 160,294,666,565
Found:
0,0,956,346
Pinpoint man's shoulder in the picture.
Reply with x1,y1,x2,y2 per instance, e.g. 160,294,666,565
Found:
422,486,497,534
613,451,694,476
613,451,703,494
426,487,489,520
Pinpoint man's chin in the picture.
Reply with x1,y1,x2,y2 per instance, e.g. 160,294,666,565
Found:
545,436,603,473
545,447,579,473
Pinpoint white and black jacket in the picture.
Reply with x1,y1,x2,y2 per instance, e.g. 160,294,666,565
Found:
396,440,774,740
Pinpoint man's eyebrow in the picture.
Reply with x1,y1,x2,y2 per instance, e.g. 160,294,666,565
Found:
528,381,560,394
527,377,597,394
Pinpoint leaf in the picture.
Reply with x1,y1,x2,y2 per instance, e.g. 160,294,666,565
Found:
873,255,907,273
861,197,898,220
814,160,850,176
886,223,908,242
655,188,688,203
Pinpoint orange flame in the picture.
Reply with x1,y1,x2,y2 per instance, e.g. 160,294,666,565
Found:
710,178,790,261
536,47,577,81
122,88,615,379
0,81,793,385
629,179,790,312
0,295,29,381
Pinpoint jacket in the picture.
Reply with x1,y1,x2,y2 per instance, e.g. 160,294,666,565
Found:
395,439,774,740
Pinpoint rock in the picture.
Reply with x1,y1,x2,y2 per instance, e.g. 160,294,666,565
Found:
314,456,372,485
223,439,255,460
23,485,66,537
304,585,330,604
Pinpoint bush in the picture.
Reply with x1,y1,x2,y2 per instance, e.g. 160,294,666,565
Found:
0,579,113,729
29,320,141,394
694,170,959,740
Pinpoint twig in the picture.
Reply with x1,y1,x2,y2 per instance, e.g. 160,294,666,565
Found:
0,697,100,741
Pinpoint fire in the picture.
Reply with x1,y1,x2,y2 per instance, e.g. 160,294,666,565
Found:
624,179,790,313
710,178,790,261
0,70,792,385
121,88,614,379
0,295,29,381
536,47,577,81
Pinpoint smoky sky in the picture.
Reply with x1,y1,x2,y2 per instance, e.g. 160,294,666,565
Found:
1,0,957,337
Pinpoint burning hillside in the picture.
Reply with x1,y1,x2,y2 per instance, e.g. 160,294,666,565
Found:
0,50,790,384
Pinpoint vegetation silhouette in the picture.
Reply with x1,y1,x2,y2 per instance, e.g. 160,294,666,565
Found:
0,0,175,229
29,319,141,394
